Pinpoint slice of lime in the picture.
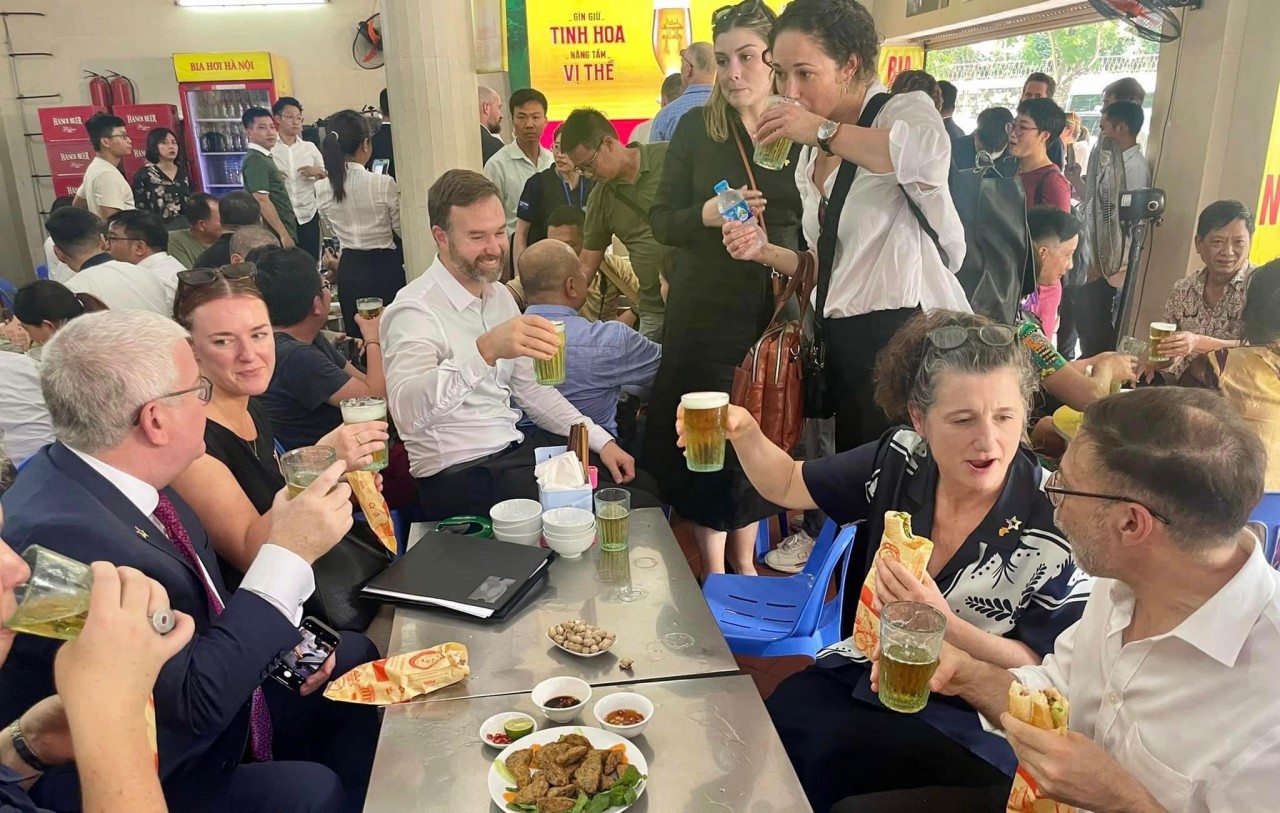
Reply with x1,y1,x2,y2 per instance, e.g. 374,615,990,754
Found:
504,717,534,741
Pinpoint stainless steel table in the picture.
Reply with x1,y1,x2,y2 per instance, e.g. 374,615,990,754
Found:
363,675,812,813
389,508,739,700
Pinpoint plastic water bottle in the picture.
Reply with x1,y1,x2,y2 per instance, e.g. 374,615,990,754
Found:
714,180,763,253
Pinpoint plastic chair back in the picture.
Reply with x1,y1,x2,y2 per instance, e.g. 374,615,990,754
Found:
35,264,48,281
1248,491,1280,567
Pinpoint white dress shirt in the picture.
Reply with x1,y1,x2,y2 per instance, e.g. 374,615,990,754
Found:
0,352,54,464
484,141,554,233
271,136,325,224
314,162,400,250
42,236,73,283
64,258,175,316
78,156,134,218
138,251,185,297
1122,145,1152,190
66,447,315,624
382,256,614,478
1002,541,1280,813
796,85,970,318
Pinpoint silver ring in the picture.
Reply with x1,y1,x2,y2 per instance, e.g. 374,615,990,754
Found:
150,608,175,635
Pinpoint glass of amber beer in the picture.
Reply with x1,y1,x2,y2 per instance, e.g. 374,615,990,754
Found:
681,392,730,473
340,397,389,471
878,601,948,713
355,297,383,319
5,546,93,641
280,446,338,498
754,96,797,170
1148,321,1176,364
534,320,567,386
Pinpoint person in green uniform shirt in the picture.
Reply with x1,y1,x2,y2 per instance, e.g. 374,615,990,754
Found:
561,109,672,342
240,106,298,248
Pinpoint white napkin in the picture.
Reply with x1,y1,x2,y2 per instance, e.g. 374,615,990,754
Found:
535,452,587,491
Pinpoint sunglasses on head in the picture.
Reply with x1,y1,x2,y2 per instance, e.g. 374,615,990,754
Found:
713,0,766,24
177,262,257,286
925,324,1016,351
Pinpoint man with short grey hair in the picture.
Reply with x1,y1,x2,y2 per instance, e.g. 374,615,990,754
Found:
0,310,379,813
649,41,715,142
230,225,281,264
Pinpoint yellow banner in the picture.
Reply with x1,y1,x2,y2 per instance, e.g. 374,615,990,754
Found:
172,52,276,83
526,0,780,122
878,45,925,87
1253,85,1280,264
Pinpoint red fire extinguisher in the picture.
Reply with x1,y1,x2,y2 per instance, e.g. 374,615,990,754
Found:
106,72,136,108
85,71,110,109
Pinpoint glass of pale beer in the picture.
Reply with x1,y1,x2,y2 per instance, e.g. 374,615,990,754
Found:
280,445,338,498
1148,321,1176,364
754,96,797,170
5,546,93,641
340,397,389,471
355,297,383,319
595,488,631,553
534,320,567,386
681,392,730,473
878,601,948,713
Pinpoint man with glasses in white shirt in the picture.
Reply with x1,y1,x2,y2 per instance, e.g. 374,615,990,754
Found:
271,97,326,260
877,387,1280,813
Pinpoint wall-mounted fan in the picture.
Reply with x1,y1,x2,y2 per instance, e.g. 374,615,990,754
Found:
1087,0,1202,44
353,13,384,70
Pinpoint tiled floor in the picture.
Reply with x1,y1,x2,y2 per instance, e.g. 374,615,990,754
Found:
669,514,814,701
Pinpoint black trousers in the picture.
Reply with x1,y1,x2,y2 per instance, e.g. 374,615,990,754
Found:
415,429,662,521
766,664,1011,813
296,215,322,262
1056,285,1079,360
337,247,405,334
825,308,919,452
1075,278,1118,358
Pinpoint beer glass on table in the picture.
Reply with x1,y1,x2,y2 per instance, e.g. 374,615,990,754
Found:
340,397,389,471
594,488,631,586
878,601,948,714
681,392,730,473
280,446,339,498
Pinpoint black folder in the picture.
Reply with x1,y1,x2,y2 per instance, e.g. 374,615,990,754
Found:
359,531,556,620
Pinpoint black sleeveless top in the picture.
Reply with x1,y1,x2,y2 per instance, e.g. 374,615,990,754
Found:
203,399,283,541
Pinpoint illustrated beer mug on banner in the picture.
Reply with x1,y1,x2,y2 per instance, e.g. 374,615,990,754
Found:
652,0,692,75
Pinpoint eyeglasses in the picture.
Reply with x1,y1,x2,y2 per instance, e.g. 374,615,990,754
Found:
1005,122,1041,136
277,114,303,123
107,131,130,141
574,143,602,175
132,375,213,425
177,262,257,286
1043,469,1171,524
925,324,1016,351
104,234,142,244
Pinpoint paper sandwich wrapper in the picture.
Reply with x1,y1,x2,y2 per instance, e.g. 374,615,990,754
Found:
347,470,397,555
324,642,470,705
1006,682,1076,813
852,511,935,658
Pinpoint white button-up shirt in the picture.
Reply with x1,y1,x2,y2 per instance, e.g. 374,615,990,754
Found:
484,141,553,233
796,84,970,318
382,256,614,478
65,447,315,624
314,162,400,251
270,136,325,224
1122,145,1152,191
64,259,175,316
0,351,54,464
1005,541,1280,813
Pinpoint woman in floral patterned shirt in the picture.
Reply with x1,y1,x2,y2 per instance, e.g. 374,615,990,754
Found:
131,128,191,226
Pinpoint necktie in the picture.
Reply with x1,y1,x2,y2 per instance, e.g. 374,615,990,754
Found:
155,493,274,762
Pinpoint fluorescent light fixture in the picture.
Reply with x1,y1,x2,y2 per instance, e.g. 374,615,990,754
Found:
176,0,328,7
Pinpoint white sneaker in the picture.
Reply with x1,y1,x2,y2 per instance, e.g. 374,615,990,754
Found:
764,531,815,574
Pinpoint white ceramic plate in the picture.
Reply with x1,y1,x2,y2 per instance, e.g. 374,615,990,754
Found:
478,712,539,749
487,725,648,811
546,630,615,658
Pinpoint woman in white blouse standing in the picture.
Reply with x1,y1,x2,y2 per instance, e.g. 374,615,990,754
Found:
316,109,403,332
724,0,969,452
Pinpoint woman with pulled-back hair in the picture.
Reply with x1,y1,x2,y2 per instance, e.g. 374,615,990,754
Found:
13,279,108,359
676,310,1091,809
315,109,403,332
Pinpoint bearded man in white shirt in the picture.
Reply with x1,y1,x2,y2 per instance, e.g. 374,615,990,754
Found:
381,169,658,519
871,387,1280,813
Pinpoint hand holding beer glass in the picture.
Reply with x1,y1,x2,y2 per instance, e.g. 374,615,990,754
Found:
534,320,567,386
680,392,730,473
280,446,340,497
340,398,389,472
1148,321,1177,364
754,96,798,170
876,601,948,714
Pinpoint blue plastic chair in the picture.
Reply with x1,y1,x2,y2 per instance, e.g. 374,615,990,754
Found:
1248,491,1280,568
0,278,17,310
702,520,857,658
754,511,795,560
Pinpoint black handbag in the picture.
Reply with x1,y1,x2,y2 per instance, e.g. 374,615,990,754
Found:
305,519,394,632
949,153,1033,324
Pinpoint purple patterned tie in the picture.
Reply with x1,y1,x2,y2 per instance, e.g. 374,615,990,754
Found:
155,493,274,762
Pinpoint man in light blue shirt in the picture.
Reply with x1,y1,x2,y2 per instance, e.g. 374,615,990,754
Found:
518,240,661,435
648,42,715,143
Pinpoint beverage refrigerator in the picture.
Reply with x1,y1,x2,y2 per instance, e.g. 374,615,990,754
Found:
172,52,291,194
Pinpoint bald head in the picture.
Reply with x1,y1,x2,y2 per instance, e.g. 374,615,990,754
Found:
682,42,715,85
518,240,583,305
229,225,280,263
478,85,503,133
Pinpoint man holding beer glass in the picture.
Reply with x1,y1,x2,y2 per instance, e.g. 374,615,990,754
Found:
677,311,1090,810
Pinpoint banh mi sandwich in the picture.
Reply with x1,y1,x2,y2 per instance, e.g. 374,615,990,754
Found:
1008,682,1070,733
851,511,936,657
346,470,397,555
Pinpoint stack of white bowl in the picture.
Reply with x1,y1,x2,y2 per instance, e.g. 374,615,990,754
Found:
490,499,544,545
541,507,596,559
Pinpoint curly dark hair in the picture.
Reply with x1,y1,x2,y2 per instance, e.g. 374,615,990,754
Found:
771,0,880,84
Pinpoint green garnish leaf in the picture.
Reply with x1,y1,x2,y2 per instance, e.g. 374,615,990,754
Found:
569,792,590,813
505,804,538,813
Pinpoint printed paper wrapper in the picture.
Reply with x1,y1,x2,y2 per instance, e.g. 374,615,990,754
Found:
1007,682,1076,813
323,642,470,705
1007,768,1077,813
347,470,397,555
852,511,935,658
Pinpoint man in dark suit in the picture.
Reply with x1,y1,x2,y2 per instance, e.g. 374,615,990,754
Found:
370,88,395,179
479,86,505,165
938,80,965,141
0,310,377,813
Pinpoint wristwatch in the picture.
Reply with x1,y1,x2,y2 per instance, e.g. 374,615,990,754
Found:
817,120,841,155
7,719,48,773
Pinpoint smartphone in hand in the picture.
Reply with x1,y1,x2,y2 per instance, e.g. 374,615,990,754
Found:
269,616,342,691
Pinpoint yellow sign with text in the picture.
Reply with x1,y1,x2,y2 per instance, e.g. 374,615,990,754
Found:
1253,85,1280,264
526,0,781,122
878,45,925,87
172,52,276,83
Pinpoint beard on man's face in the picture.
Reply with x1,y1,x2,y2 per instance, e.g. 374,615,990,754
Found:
447,235,506,284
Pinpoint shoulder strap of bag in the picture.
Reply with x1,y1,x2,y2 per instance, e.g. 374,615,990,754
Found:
611,187,649,221
731,125,766,232
815,92,893,332
897,185,950,269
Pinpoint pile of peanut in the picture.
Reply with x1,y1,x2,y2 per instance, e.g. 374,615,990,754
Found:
547,619,616,654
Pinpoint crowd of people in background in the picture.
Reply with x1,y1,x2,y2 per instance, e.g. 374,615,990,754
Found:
0,0,1277,812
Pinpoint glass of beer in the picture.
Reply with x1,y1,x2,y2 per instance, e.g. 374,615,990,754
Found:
754,96,797,171
651,0,692,75
1148,321,1176,364
5,546,93,641
595,488,631,553
682,392,730,473
355,297,383,319
340,397,389,472
280,445,338,498
534,320,567,386
878,601,948,714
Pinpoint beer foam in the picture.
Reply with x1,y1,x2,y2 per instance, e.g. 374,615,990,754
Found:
340,397,387,422
681,391,730,410
1150,322,1177,331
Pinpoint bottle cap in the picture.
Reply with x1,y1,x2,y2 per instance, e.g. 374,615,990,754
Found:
713,180,730,193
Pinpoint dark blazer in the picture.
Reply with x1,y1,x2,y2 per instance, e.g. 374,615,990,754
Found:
481,126,504,166
0,443,301,806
